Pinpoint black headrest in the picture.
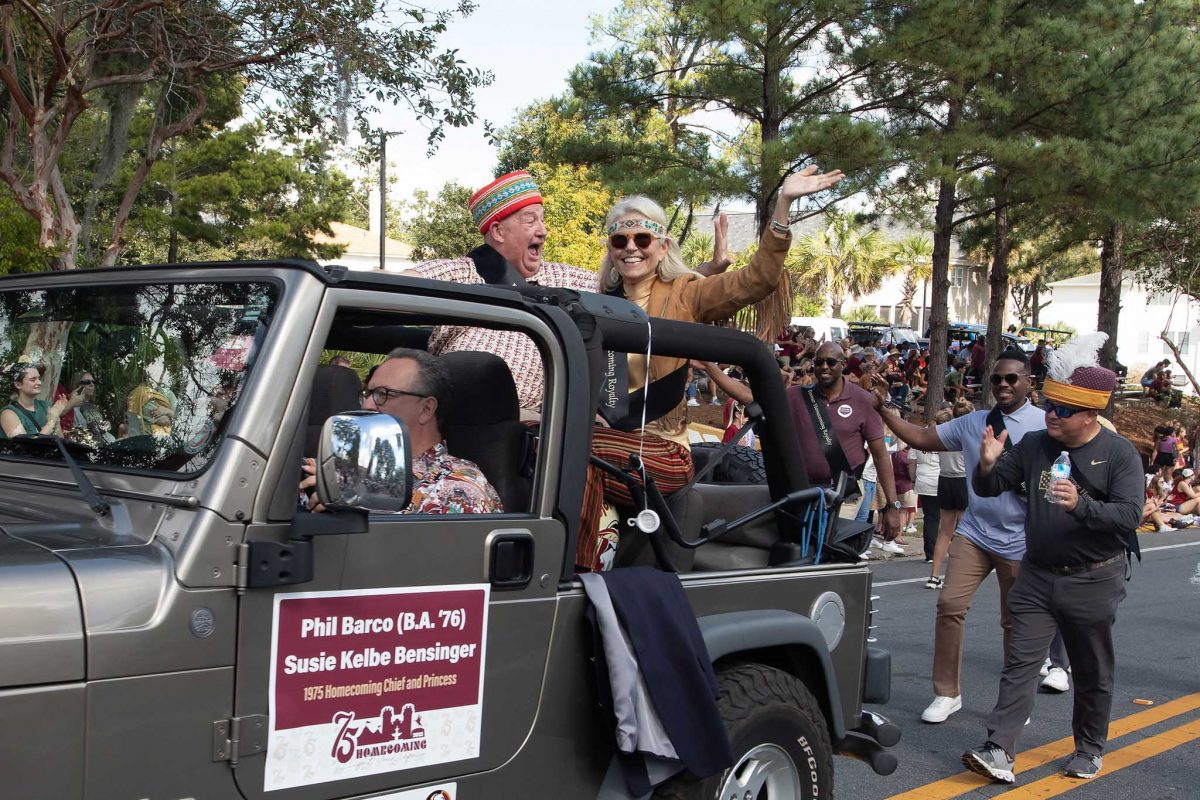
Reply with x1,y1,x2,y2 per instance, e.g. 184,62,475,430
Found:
306,364,362,456
440,351,519,424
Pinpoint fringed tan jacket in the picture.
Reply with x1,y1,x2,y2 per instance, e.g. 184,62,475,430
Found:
628,228,791,441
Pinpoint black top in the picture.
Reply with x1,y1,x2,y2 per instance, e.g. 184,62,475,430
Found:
973,427,1143,567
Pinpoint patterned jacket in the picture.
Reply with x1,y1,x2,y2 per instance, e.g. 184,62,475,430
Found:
405,441,503,514
410,247,597,409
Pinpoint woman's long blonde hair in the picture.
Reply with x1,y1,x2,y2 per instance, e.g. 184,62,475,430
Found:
597,195,702,292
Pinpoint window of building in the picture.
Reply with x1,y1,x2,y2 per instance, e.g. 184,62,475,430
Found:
1163,331,1190,355
878,305,893,322
951,267,965,288
1137,331,1149,354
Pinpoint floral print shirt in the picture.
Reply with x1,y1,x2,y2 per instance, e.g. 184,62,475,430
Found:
405,441,503,514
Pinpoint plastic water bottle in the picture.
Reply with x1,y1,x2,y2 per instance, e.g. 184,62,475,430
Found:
1046,451,1071,503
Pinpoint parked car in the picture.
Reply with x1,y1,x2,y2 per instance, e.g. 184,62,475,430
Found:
789,315,850,346
847,321,921,350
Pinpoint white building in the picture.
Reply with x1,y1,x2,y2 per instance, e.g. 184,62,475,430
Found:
314,191,414,272
1042,271,1200,384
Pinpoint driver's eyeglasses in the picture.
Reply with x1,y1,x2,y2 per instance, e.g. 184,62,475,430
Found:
812,358,843,368
361,386,428,405
608,232,660,249
1042,400,1083,418
989,372,1022,386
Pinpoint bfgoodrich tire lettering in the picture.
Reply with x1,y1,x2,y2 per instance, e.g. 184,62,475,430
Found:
653,663,833,799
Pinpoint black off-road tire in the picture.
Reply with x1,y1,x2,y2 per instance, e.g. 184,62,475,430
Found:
653,663,833,799
690,443,768,485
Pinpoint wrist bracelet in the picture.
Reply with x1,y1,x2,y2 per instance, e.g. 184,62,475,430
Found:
769,219,791,235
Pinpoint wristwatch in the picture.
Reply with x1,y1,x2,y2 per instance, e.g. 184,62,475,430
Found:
887,500,902,511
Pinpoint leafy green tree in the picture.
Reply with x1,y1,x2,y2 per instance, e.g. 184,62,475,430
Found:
790,213,897,319
845,306,883,323
107,126,355,264
556,0,888,238
891,235,933,328
0,195,55,274
0,0,489,271
400,182,479,261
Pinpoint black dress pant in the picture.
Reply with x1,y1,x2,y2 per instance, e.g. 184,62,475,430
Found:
986,557,1126,758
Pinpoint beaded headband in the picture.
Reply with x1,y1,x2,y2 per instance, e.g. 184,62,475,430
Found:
606,218,666,237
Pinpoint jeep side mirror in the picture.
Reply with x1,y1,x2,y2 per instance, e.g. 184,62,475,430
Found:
315,410,413,513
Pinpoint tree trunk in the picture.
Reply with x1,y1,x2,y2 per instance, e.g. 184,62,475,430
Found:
1097,222,1124,371
756,19,782,239
981,199,1012,407
924,175,956,421
1030,274,1041,327
899,273,917,327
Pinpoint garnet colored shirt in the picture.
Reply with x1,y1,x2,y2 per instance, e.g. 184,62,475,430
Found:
787,379,884,483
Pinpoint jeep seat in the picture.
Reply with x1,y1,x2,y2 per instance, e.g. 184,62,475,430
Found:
439,351,532,512
305,363,363,458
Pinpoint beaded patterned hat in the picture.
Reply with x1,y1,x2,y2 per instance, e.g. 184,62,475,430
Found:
468,171,543,234
1042,332,1116,410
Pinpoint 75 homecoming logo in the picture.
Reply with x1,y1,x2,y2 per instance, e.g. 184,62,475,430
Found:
330,704,428,763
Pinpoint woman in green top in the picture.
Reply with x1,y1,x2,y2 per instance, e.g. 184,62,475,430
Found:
1,362,84,438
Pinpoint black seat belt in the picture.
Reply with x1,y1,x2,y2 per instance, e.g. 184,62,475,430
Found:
800,386,861,500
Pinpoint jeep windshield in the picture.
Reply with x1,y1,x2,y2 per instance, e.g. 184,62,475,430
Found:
0,281,276,474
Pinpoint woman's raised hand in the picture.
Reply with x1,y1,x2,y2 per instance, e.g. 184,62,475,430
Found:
779,164,845,202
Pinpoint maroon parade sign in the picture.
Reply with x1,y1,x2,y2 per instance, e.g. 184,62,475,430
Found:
271,586,487,731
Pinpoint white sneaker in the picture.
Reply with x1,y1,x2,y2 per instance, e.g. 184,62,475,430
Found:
1042,667,1070,693
686,398,700,407
881,540,905,555
922,695,962,723
870,537,883,549
1039,658,1051,677
710,397,722,405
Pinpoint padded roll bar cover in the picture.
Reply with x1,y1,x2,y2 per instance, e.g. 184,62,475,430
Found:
697,610,846,740
587,313,811,513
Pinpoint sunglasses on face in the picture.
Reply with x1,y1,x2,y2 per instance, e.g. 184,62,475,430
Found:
1042,399,1084,418
608,232,660,249
78,379,95,386
989,372,1023,386
361,386,428,406
812,357,843,368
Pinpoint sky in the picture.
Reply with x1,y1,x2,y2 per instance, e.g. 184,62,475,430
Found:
367,0,617,207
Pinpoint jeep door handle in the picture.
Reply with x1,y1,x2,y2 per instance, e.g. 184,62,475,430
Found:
486,530,533,589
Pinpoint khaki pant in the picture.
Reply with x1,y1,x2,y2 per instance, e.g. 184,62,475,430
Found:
933,534,1022,697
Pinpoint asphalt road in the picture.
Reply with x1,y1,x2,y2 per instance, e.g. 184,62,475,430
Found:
837,528,1200,800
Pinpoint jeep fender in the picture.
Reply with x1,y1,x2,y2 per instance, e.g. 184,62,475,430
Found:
697,609,846,741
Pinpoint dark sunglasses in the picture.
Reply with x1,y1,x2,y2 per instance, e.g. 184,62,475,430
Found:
1042,399,1084,418
812,357,843,368
77,379,96,386
989,372,1023,386
361,385,428,406
608,232,660,249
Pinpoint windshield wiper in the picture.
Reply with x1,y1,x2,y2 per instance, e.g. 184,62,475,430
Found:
2,434,110,516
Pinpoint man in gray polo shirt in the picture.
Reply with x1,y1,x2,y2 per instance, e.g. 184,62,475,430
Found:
873,347,1044,724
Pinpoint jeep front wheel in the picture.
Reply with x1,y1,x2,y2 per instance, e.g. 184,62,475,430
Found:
654,663,833,799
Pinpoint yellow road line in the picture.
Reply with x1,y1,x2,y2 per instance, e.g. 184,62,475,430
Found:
997,717,1200,799
886,692,1200,800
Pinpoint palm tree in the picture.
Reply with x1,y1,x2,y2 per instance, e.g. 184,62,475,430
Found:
892,235,934,328
790,212,897,319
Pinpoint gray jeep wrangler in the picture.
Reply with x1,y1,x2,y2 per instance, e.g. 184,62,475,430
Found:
0,262,896,799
